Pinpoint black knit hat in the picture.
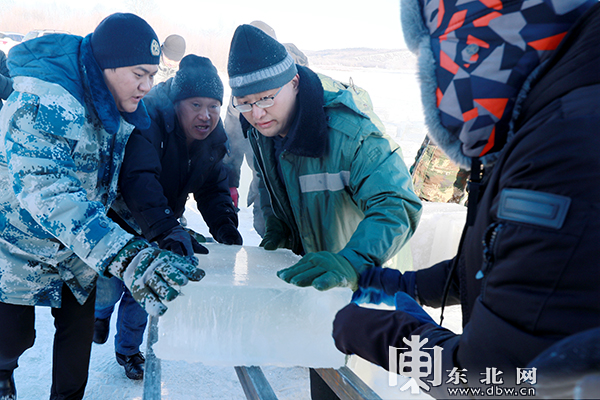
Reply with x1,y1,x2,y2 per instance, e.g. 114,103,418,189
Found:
91,13,161,70
171,55,224,104
227,24,297,97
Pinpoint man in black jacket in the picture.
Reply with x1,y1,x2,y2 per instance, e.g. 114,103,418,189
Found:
333,0,600,398
94,55,242,381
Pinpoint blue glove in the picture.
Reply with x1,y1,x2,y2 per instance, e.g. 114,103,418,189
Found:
352,286,396,306
351,267,417,306
394,292,436,325
333,296,443,369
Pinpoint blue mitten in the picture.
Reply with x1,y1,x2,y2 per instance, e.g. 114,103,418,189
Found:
351,267,417,306
394,291,437,325
352,286,396,306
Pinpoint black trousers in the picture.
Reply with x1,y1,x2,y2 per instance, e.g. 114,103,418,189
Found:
0,284,96,400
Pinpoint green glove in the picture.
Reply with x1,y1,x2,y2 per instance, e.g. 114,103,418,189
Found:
108,239,205,316
259,216,292,251
277,251,359,291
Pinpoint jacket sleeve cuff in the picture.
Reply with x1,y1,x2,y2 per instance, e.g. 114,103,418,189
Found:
77,219,134,274
134,206,179,241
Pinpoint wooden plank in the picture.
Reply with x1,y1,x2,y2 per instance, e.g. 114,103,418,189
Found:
143,315,162,400
235,366,279,400
315,367,382,400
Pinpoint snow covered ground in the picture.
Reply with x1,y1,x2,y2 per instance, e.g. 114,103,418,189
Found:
13,66,466,399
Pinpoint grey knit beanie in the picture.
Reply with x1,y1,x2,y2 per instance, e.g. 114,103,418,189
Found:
227,24,297,97
162,34,186,62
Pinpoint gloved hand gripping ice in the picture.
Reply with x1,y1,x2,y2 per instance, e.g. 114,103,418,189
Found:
184,227,207,243
215,224,243,245
260,216,292,250
108,239,205,316
277,251,359,291
157,225,208,256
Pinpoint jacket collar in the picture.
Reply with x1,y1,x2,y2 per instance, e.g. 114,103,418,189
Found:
276,65,328,158
80,34,151,135
143,79,178,133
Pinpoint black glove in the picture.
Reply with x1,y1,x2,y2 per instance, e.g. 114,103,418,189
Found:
156,225,209,256
215,224,243,245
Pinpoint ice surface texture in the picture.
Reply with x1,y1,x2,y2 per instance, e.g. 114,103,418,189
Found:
409,202,467,271
154,244,351,367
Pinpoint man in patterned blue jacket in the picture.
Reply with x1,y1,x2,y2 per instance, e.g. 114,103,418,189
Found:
0,13,203,400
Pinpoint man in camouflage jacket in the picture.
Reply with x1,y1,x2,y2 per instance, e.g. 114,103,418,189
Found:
0,13,203,400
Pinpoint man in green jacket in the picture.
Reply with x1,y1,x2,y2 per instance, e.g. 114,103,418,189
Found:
227,24,422,399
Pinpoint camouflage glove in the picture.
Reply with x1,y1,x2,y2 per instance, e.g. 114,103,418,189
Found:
277,251,359,291
108,239,205,316
259,216,292,251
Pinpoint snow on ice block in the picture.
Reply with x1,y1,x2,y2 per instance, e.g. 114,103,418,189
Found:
153,243,351,368
409,202,467,271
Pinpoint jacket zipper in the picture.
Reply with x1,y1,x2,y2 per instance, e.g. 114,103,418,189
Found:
477,222,503,280
251,129,298,246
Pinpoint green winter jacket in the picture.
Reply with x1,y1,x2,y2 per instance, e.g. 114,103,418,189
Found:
249,66,422,272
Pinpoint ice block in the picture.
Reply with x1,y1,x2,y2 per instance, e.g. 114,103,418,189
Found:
409,202,467,271
153,244,351,368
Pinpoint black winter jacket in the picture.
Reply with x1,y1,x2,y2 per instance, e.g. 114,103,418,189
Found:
333,3,600,394
113,80,237,241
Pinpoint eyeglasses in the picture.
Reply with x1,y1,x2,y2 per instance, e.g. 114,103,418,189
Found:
232,86,283,113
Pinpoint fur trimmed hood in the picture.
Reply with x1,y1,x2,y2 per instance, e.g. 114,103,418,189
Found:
401,0,596,168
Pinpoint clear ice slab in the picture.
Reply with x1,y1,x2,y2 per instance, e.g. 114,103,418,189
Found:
409,202,467,271
153,243,351,367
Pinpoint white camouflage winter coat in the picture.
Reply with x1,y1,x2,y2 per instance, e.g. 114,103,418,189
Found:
0,33,149,307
